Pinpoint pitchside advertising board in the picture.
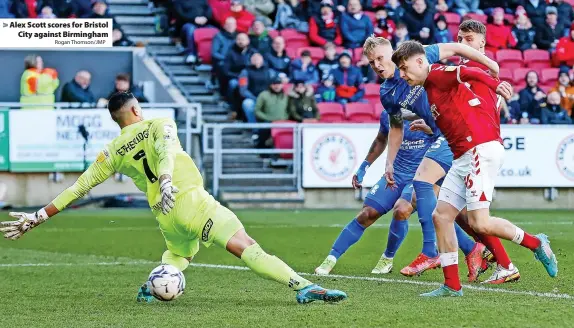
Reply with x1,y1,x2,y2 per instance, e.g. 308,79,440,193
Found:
8,109,174,172
302,125,574,188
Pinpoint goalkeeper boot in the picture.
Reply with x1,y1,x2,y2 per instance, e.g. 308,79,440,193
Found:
420,285,463,297
533,234,558,278
136,282,154,303
371,255,393,274
315,255,337,276
296,284,348,304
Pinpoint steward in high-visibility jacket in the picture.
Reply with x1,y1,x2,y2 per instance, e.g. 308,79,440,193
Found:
20,67,60,110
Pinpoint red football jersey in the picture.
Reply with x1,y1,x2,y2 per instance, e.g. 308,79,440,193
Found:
460,57,504,112
423,64,503,159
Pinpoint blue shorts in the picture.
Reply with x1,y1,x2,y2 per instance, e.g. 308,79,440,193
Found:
364,174,415,215
424,136,453,174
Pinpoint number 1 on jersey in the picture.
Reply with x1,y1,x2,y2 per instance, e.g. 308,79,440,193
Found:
133,150,158,183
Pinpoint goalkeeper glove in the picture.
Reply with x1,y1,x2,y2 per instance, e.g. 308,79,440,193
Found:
159,175,179,215
0,209,49,240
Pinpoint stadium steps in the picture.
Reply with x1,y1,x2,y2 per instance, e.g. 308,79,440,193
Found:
115,16,155,25
109,5,152,16
121,25,156,36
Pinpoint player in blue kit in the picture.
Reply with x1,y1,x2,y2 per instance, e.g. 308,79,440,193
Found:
362,36,501,280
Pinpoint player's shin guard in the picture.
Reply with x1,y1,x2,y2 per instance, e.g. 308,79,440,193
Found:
161,250,190,272
412,181,438,258
241,243,313,291
329,218,366,259
440,252,462,291
384,218,409,258
476,234,512,269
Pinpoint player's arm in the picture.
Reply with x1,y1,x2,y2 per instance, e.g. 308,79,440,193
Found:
457,66,513,100
353,131,388,189
436,43,499,77
151,118,181,215
384,110,404,189
0,150,115,240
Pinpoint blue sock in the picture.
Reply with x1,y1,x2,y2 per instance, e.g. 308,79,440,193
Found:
329,218,366,259
455,223,476,256
413,181,438,258
384,218,409,258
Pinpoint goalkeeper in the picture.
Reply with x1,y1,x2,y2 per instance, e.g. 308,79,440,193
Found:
0,92,347,305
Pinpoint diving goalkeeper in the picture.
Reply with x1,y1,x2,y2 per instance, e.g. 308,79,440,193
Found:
0,92,347,304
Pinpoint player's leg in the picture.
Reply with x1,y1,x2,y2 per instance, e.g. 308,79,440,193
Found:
207,205,347,303
315,177,401,275
464,142,557,278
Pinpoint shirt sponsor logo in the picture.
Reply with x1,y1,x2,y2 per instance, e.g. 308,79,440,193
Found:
116,130,149,156
202,219,214,242
556,134,574,181
310,133,357,182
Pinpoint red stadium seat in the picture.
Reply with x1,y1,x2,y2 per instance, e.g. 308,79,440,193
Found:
499,68,514,84
336,46,346,54
448,25,459,40
282,83,293,94
280,28,310,48
285,46,297,59
271,120,296,159
485,49,495,60
364,11,377,24
523,49,551,69
194,27,219,64
364,83,380,106
436,12,461,25
464,13,487,24
374,102,384,117
565,0,574,6
513,67,535,84
268,29,279,39
540,84,554,93
352,47,363,63
541,68,560,85
345,102,376,123
504,14,514,24
514,82,526,91
297,47,324,65
496,49,524,69
318,102,346,122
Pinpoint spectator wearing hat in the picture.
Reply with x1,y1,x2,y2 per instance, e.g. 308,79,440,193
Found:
524,0,547,30
540,91,573,124
518,70,545,124
239,52,276,122
534,6,567,51
219,0,256,33
373,8,396,40
486,7,517,51
340,0,374,49
317,42,340,80
550,0,574,27
331,51,365,104
244,0,275,26
434,15,453,44
512,12,536,51
212,17,238,91
402,0,435,44
254,76,290,149
555,24,574,68
549,70,574,117
289,80,320,122
249,19,273,55
289,50,320,84
265,36,291,77
309,0,343,47
174,0,212,62
315,74,337,103
453,0,482,16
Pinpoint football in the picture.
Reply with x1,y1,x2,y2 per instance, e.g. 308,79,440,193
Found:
147,264,186,301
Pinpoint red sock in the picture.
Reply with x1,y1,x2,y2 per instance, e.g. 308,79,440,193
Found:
443,265,462,291
521,233,541,250
478,234,511,269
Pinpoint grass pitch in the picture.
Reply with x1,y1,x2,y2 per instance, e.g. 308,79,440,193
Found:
0,209,572,327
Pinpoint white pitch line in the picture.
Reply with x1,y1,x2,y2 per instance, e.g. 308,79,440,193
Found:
0,261,571,300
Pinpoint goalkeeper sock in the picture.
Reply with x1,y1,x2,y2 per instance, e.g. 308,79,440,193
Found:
329,218,366,259
241,243,312,291
413,181,438,258
161,250,190,272
384,218,409,258
455,223,475,256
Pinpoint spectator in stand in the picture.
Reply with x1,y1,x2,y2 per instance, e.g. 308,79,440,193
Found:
486,7,517,51
434,15,453,43
550,0,574,27
266,36,291,77
309,0,343,47
518,71,545,123
107,73,148,103
541,91,573,124
504,100,522,124
254,76,289,149
39,6,57,18
453,0,482,16
315,74,337,102
392,22,410,48
244,0,275,26
432,0,451,14
223,33,256,104
49,0,77,18
331,51,365,104
340,0,374,49
402,0,435,44
112,28,135,47
289,50,320,84
338,0,373,11
318,42,340,80
220,0,255,33
210,0,232,26
11,0,43,17
0,0,13,17
550,70,574,117
249,19,273,55
20,55,59,110
373,8,395,40
356,54,378,83
554,23,574,68
61,71,96,103
75,0,92,17
239,52,277,123
273,0,309,32
384,0,404,22
175,0,212,63
212,17,238,94
289,79,320,122
524,0,547,30
81,0,118,27
512,12,536,51
534,6,566,51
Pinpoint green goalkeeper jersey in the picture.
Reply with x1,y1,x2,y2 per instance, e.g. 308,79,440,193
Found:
52,118,204,213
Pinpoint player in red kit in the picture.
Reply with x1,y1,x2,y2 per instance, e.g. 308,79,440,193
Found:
391,40,558,297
